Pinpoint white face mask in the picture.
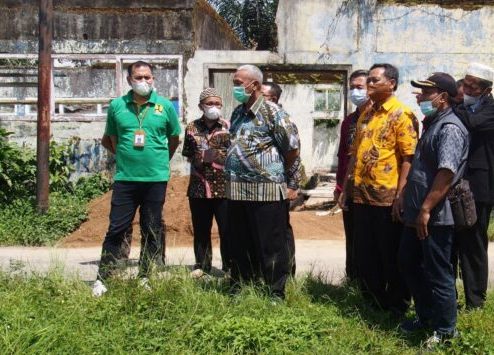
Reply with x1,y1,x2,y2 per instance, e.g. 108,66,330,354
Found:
203,106,221,120
131,81,153,97
349,88,369,107
463,93,480,106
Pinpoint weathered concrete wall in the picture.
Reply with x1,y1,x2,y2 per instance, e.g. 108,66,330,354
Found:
0,119,113,178
276,0,494,113
0,0,243,179
0,0,242,55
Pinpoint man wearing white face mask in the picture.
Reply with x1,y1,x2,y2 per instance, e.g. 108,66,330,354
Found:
453,62,494,309
92,61,181,297
335,69,371,280
182,88,231,276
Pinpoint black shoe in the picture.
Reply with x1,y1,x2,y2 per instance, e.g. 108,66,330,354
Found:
400,318,428,333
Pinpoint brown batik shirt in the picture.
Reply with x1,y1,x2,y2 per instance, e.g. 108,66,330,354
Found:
182,117,230,199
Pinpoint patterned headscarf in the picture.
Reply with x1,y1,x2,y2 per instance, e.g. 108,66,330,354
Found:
199,87,222,103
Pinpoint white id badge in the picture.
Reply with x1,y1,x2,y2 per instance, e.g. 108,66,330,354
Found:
133,130,145,147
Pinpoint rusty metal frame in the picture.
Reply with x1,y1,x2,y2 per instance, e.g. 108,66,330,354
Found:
0,53,184,121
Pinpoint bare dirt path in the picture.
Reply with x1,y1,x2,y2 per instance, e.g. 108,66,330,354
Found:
60,176,344,248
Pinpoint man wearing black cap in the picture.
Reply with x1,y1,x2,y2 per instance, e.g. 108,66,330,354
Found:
397,73,469,348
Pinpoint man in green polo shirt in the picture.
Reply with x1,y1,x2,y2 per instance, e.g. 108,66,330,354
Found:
93,60,181,297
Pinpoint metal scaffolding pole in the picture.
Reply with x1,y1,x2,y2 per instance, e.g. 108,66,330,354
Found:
36,0,52,213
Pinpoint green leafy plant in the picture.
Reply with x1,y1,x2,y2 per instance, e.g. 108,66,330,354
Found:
0,193,87,246
0,127,36,203
49,140,73,193
0,129,111,245
0,129,82,203
206,0,279,50
74,173,111,201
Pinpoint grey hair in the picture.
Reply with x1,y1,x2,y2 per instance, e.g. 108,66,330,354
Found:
237,64,263,83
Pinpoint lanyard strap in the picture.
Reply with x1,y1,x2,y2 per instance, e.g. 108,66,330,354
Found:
134,104,150,130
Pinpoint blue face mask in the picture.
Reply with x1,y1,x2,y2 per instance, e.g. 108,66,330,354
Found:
419,94,442,117
233,82,254,103
349,88,368,107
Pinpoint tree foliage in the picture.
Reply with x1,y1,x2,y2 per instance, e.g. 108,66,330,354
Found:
206,0,279,51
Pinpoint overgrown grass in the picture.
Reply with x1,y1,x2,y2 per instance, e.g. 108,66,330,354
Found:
0,174,110,246
0,193,87,246
0,270,493,355
488,213,494,242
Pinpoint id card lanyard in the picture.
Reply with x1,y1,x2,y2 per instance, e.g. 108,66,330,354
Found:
133,104,150,147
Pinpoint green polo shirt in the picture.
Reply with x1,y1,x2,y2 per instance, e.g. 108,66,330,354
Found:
105,90,181,182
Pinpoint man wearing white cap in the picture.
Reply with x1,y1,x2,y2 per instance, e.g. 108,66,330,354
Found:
454,62,494,309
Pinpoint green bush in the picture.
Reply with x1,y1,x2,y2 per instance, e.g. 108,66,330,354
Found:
0,127,77,203
74,173,111,201
0,173,110,246
0,128,111,246
0,193,87,246
0,128,36,203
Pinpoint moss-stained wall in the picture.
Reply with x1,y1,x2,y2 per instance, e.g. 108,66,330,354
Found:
276,0,494,112
0,0,242,55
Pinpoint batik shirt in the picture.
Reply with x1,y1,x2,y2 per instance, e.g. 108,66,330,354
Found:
286,124,302,190
182,117,230,199
226,96,300,201
351,96,418,206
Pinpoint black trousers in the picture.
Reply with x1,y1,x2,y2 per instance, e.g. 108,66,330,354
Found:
342,201,355,280
189,197,230,272
399,226,457,335
455,202,492,308
98,181,167,280
228,199,289,298
118,221,166,261
286,200,296,277
353,203,411,311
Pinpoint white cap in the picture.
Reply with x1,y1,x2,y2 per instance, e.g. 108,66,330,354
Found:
466,62,494,82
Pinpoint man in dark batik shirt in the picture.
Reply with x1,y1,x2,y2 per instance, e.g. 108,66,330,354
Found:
261,82,300,276
226,65,299,300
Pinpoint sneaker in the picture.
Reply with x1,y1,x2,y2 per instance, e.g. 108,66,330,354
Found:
139,277,152,291
92,280,107,297
400,318,428,333
424,330,459,351
190,269,204,279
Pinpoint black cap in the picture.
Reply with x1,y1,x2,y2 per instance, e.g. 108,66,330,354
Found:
411,72,458,97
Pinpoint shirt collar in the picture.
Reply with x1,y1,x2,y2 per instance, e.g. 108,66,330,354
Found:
123,89,157,105
247,95,265,115
379,95,398,112
199,117,224,130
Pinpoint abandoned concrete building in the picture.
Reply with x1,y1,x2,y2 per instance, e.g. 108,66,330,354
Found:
1,0,494,178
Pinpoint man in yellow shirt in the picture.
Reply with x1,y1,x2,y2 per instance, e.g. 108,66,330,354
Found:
344,63,418,313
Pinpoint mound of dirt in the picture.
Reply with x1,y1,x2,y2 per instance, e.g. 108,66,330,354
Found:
61,176,344,247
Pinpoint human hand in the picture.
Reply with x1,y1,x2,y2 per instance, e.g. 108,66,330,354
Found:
415,208,430,240
287,188,298,201
203,149,217,163
392,195,404,223
333,190,341,203
338,191,348,211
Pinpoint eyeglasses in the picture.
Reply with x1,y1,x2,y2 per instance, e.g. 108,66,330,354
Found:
132,76,152,81
202,102,222,107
